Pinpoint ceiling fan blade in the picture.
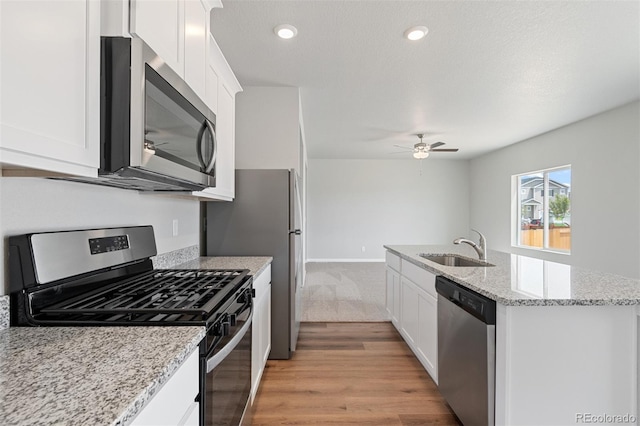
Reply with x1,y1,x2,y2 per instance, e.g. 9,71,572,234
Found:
393,144,414,151
389,151,410,155
430,148,459,152
429,142,445,149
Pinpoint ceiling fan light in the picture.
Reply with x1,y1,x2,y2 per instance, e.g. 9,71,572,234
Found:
413,151,429,159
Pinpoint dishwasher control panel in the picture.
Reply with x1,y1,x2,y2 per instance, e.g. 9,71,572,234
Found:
457,291,484,315
436,276,496,324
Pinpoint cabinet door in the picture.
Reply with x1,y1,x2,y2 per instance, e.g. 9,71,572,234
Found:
400,278,419,348
385,268,394,318
205,35,219,114
215,83,235,198
184,0,207,101
130,0,184,74
417,291,438,383
0,0,99,177
251,266,272,403
385,267,400,328
263,286,272,365
392,275,401,328
131,348,199,425
194,81,235,200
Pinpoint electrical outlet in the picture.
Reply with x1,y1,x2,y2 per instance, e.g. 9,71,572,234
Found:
172,219,179,237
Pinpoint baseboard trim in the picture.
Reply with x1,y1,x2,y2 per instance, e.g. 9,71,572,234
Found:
306,258,385,263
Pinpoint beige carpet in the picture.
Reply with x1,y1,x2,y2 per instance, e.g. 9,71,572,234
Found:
301,262,389,322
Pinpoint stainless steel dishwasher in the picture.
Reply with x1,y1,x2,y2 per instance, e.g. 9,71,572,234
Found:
436,276,496,426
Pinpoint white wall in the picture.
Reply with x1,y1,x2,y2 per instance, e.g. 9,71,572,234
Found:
0,177,200,294
307,159,470,260
235,86,301,171
469,101,640,278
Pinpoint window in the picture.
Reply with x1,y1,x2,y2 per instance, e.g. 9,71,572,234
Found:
515,166,571,252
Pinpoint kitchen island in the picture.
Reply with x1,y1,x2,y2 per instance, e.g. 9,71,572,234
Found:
385,244,640,426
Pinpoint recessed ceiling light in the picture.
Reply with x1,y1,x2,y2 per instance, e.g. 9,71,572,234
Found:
404,26,428,41
274,24,298,39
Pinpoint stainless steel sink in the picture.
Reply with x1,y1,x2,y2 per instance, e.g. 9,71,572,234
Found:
419,254,495,267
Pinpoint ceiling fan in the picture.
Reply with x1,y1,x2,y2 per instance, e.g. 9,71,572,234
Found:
394,134,459,159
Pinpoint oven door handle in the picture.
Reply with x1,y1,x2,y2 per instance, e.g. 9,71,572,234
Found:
206,312,252,374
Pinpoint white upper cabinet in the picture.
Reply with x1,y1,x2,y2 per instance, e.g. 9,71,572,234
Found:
130,0,185,74
184,0,207,99
130,0,216,112
0,0,100,177
192,22,242,201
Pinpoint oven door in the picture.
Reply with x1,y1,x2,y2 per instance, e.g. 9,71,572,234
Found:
204,300,252,425
141,63,217,187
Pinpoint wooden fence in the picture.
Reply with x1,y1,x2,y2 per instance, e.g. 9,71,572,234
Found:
520,228,571,250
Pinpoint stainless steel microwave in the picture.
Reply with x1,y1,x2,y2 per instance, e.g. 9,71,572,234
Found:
70,36,217,191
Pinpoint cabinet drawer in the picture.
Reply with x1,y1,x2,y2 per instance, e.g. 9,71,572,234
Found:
401,259,437,298
385,251,401,272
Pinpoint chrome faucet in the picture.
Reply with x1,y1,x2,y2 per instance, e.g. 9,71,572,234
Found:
453,229,487,261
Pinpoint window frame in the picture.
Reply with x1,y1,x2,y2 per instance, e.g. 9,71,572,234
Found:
513,165,571,254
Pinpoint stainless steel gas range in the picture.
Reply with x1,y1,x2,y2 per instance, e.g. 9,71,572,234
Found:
8,226,253,426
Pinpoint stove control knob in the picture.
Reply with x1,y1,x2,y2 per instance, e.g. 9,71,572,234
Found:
222,321,230,336
237,289,253,304
229,314,237,326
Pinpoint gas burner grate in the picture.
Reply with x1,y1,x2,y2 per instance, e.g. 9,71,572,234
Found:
39,269,249,323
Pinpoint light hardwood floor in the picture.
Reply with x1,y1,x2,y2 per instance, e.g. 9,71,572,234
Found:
249,322,460,425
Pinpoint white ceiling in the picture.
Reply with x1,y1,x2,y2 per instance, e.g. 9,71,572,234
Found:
210,1,640,160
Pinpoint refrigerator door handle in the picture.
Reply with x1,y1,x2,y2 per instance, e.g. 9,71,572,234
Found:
289,229,301,235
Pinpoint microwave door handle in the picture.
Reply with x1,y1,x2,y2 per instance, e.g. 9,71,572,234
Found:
204,120,217,174
196,122,207,170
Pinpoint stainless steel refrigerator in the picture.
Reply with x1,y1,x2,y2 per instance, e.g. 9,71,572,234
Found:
202,169,302,359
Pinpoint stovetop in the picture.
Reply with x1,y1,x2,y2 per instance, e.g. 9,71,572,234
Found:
8,226,252,327
36,269,250,325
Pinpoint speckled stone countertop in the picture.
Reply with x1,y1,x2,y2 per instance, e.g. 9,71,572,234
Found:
0,296,9,331
0,326,205,426
174,256,273,277
385,245,640,306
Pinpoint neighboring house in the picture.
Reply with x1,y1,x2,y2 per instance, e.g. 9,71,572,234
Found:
520,177,571,221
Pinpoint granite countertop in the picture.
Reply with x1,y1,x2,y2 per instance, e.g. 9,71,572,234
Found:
0,326,205,426
384,244,640,306
174,256,273,277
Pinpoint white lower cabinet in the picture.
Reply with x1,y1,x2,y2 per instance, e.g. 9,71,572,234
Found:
131,348,199,426
385,266,400,327
386,251,438,384
416,288,438,382
400,277,419,348
251,264,272,403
